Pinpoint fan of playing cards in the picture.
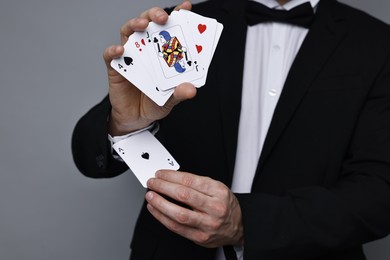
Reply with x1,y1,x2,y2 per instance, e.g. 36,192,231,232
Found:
111,9,223,106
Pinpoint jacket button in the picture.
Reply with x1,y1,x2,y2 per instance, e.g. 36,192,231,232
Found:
95,155,104,168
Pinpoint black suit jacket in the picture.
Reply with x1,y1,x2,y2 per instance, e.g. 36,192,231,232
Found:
72,0,390,259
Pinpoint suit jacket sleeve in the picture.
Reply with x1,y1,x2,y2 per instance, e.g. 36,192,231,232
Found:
70,5,178,179
71,95,128,178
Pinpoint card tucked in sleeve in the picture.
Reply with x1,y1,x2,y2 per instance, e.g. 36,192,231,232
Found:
112,131,180,188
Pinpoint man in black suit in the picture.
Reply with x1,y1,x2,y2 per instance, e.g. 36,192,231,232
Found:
72,0,390,259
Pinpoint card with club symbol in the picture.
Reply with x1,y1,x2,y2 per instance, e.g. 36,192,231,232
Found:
112,131,179,188
111,10,223,106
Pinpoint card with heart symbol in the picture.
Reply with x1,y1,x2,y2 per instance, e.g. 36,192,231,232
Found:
111,10,223,105
113,131,179,188
177,9,223,87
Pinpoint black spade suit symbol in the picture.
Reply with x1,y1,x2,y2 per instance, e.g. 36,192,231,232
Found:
141,152,150,160
124,57,133,66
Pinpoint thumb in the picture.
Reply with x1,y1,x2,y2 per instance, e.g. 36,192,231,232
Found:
103,45,124,70
163,82,197,109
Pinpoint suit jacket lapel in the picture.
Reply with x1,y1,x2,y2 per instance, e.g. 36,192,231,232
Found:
255,0,348,176
213,0,248,186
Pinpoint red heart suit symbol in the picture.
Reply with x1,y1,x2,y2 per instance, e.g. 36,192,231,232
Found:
138,38,146,51
198,24,207,34
196,45,203,53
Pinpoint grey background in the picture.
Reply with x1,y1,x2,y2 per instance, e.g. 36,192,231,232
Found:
0,0,389,259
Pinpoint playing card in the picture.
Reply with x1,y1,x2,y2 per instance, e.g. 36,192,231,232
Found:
178,9,222,87
193,24,223,87
111,33,174,106
110,10,223,103
113,131,180,188
126,34,176,96
144,14,205,91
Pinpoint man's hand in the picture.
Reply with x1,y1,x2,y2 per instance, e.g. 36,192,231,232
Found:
145,170,244,248
103,1,195,136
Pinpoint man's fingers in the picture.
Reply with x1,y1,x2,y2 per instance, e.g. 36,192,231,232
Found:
147,177,213,212
146,174,244,247
147,171,230,216
139,7,169,24
154,170,218,196
119,2,191,45
145,189,218,232
173,82,197,101
120,18,149,44
163,83,197,110
146,191,198,224
145,197,213,246
120,7,168,45
174,0,192,11
103,45,124,67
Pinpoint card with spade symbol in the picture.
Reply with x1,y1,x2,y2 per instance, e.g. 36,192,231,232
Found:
111,10,223,105
110,32,174,106
112,131,179,188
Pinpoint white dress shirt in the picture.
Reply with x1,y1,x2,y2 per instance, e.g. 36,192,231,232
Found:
217,0,319,259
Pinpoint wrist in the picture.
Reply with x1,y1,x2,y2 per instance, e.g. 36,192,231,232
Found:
108,111,154,136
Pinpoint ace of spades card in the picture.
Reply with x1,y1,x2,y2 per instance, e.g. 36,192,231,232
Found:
145,15,204,91
112,131,180,188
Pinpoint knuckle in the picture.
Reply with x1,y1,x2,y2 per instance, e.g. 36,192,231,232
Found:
151,179,163,191
167,221,181,233
196,232,211,245
214,203,228,218
208,219,222,231
221,185,230,196
120,18,138,36
176,186,191,202
175,210,190,224
204,176,213,182
216,182,228,193
199,180,212,193
182,175,194,187
119,23,128,35
215,183,231,200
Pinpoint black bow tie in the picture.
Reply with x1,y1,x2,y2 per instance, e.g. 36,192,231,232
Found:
246,1,315,28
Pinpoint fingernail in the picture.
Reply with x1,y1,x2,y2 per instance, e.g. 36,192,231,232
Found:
147,203,154,211
155,10,165,18
146,191,153,201
146,178,154,187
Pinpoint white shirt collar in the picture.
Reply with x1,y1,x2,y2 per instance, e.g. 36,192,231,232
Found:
254,0,320,11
